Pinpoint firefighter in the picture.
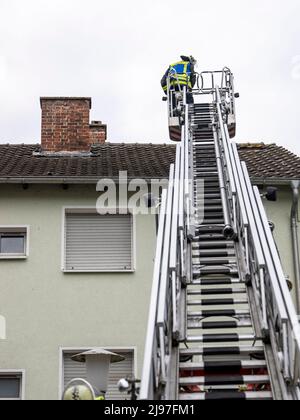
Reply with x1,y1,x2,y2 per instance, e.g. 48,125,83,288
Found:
161,55,197,104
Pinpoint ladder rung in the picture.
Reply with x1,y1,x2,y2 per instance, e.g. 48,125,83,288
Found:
193,256,237,263
195,191,221,198
192,278,243,285
199,220,226,225
179,375,270,386
194,267,239,276
187,309,250,318
186,334,255,343
194,250,235,258
196,225,224,232
187,288,246,296
187,320,252,330
196,199,222,205
195,241,234,248
179,360,267,371
196,194,221,199
194,234,226,241
179,346,264,357
179,391,273,401
195,172,218,177
192,141,214,145
204,214,224,220
194,157,216,161
195,167,218,172
187,298,248,306
194,253,236,260
203,205,223,211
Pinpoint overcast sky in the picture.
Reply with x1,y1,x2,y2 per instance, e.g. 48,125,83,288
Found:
0,0,300,154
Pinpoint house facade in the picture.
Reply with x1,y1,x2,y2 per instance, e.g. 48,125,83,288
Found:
0,97,299,400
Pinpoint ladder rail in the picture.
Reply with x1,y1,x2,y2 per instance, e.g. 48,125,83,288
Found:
217,88,300,396
139,189,168,400
253,185,300,392
140,87,192,399
211,123,233,237
170,146,181,337
156,164,175,327
231,143,268,330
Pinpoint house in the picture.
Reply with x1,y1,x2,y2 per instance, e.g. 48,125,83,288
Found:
0,97,299,400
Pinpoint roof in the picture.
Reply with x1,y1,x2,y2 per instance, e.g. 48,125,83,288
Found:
0,142,298,184
0,143,175,182
237,143,300,182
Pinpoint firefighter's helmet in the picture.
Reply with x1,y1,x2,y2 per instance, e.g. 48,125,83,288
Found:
62,378,96,400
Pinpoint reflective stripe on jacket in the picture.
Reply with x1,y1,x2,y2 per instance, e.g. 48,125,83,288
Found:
162,60,192,92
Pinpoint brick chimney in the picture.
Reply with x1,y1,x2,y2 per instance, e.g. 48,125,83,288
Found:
40,97,107,152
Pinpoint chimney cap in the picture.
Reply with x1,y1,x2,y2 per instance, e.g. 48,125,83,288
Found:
40,97,92,109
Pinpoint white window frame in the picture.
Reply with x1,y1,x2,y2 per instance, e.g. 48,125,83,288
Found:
0,370,26,400
58,346,137,400
61,207,136,273
0,226,30,260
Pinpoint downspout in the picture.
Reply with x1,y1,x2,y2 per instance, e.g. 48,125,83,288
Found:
291,180,300,315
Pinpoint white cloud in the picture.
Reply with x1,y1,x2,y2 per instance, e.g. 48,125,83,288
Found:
0,0,300,154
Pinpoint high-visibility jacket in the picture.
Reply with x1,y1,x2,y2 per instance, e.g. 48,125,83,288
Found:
162,60,193,92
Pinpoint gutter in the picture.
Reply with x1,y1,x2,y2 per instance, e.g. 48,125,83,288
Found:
291,180,300,315
0,176,297,185
0,177,169,185
252,177,300,186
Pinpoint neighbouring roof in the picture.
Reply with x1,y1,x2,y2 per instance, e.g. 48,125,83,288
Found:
0,142,299,183
237,143,300,182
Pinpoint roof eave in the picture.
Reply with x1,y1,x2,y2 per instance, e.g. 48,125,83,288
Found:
0,176,170,184
251,177,300,186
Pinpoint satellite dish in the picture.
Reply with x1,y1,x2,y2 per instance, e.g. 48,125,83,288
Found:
62,378,96,400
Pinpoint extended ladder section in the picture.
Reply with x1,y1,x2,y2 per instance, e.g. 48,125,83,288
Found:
140,69,300,400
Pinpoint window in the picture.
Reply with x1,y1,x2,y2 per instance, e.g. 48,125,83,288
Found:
0,227,29,259
63,210,134,272
0,372,24,400
62,349,134,400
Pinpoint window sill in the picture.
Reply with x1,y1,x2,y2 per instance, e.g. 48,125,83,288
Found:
0,255,27,260
62,269,135,273
0,398,21,401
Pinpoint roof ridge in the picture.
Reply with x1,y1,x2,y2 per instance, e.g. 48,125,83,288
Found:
238,142,272,148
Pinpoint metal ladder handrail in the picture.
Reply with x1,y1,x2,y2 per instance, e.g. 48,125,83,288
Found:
140,88,191,399
215,84,300,398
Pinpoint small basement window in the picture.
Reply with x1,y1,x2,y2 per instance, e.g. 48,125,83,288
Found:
0,227,29,259
0,372,24,400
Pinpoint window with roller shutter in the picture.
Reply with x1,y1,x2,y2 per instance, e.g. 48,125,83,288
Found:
62,350,134,400
63,210,134,272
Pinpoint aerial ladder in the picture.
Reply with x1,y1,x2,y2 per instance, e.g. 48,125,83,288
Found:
139,68,300,400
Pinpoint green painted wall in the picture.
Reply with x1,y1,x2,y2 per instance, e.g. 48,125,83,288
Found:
263,186,298,303
0,184,156,400
0,183,298,399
